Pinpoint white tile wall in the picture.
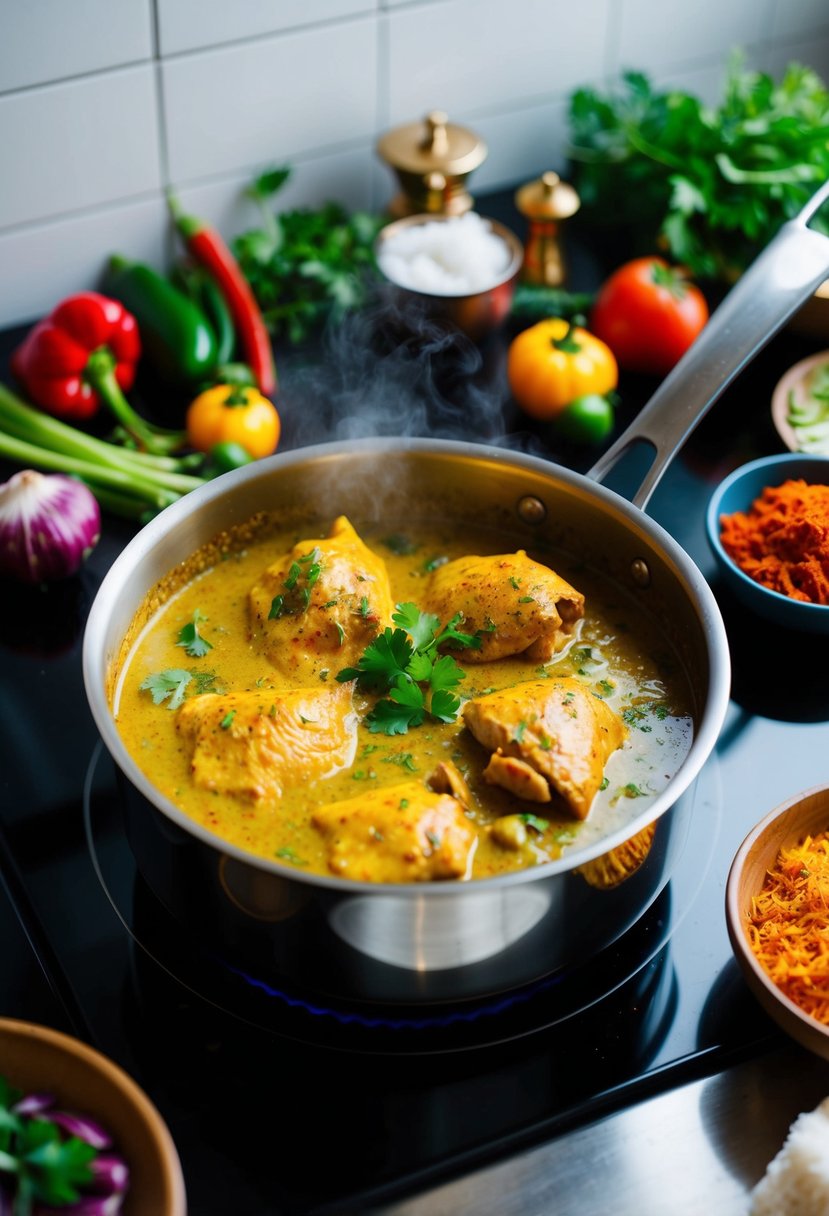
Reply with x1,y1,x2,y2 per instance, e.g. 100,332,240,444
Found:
157,0,377,55
0,0,828,330
0,0,153,93
162,19,379,182
0,67,162,230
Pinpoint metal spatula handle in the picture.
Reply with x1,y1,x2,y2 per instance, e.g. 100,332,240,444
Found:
587,177,829,511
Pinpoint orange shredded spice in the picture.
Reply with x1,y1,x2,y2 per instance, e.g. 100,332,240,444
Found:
747,831,829,1025
719,479,829,604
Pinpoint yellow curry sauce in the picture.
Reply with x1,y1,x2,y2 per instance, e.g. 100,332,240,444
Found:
113,520,694,881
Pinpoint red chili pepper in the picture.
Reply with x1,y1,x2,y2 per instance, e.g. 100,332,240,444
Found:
11,291,185,453
168,195,277,398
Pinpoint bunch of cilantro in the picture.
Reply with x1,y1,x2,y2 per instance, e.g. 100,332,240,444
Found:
567,54,829,280
337,603,481,735
232,167,384,345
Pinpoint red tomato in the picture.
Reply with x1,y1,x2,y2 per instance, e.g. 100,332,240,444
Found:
590,257,709,376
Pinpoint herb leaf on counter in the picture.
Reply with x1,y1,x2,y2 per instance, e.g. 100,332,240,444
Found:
233,167,384,345
567,54,829,279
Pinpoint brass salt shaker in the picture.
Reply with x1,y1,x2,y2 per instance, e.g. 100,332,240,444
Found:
376,110,488,218
514,171,581,287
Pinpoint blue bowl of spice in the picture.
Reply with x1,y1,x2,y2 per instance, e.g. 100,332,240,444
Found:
705,452,829,632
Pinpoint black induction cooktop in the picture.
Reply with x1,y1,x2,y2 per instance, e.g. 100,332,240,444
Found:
2,216,829,1214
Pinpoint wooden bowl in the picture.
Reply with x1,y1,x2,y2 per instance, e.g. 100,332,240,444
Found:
726,785,829,1061
0,1018,187,1214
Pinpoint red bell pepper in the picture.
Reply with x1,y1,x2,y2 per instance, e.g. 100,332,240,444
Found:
167,195,277,398
11,292,185,454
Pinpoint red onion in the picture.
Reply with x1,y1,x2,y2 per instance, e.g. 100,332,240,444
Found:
45,1109,113,1150
0,470,100,583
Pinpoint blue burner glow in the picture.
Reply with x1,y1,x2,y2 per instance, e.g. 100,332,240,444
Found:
217,957,568,1030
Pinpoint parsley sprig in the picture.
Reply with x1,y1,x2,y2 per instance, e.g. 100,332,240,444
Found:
336,602,481,735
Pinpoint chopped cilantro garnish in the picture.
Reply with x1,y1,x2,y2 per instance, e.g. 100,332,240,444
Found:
509,576,521,589
176,609,213,658
519,813,549,833
383,752,418,771
336,602,480,735
276,847,307,866
139,668,193,710
220,709,236,729
600,777,609,791
423,554,448,572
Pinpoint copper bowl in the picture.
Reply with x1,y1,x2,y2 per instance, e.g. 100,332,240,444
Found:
374,213,523,340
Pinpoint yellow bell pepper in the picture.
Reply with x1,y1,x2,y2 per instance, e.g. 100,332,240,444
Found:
507,318,618,421
186,383,280,460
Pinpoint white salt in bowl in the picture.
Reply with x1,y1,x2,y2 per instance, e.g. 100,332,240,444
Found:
374,212,524,340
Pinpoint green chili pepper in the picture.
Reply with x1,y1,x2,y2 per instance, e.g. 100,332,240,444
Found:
173,262,236,366
103,255,218,386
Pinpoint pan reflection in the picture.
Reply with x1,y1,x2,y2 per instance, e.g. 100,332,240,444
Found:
328,884,554,970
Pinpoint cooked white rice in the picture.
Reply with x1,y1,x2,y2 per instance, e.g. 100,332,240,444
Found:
750,1096,829,1215
378,212,512,296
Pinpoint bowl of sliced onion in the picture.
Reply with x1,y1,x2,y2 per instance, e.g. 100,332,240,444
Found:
726,784,829,1062
0,1018,186,1215
374,211,524,340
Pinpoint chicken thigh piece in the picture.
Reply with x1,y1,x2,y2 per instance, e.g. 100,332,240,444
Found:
463,677,626,819
176,682,357,802
249,516,394,681
311,781,476,882
423,551,584,662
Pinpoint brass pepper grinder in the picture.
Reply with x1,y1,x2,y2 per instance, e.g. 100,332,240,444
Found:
376,110,488,217
514,170,581,287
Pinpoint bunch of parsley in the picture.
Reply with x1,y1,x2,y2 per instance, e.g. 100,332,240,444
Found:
337,603,481,735
567,54,829,280
232,167,384,345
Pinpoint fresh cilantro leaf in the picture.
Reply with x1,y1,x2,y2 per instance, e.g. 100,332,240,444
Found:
220,710,236,729
429,653,465,693
337,627,413,689
406,651,434,683
368,690,426,735
429,689,461,722
436,612,482,652
139,668,192,710
393,602,440,650
176,611,213,658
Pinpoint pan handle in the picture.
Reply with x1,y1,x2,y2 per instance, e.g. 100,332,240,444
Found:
586,178,829,512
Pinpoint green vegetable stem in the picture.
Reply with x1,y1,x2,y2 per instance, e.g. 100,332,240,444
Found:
0,382,207,521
